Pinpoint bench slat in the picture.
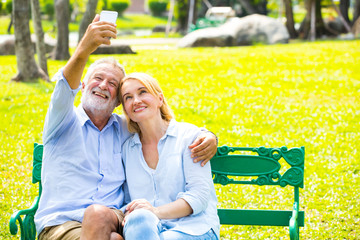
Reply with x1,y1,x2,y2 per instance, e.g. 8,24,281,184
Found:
218,209,305,227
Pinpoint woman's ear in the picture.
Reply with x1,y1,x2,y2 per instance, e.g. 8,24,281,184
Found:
158,93,164,107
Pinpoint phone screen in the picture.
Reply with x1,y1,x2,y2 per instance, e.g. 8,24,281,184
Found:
100,11,118,24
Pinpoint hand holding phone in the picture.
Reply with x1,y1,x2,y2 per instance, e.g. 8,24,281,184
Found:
100,10,118,24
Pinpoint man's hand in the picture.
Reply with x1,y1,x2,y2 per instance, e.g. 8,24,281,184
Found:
121,211,130,227
77,14,117,57
63,14,117,89
189,132,218,167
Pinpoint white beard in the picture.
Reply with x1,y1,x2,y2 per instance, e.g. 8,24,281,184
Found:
81,86,118,116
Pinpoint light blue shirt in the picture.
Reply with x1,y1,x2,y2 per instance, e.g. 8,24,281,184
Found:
121,119,220,239
34,70,131,235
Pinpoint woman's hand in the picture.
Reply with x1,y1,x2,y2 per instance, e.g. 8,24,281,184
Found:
124,198,192,220
189,132,218,167
126,199,158,216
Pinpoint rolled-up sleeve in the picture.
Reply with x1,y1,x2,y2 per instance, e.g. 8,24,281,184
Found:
176,130,212,216
43,69,81,144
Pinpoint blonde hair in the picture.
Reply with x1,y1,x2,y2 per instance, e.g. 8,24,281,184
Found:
119,72,174,134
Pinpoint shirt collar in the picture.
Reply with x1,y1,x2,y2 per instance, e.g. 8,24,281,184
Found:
76,103,120,133
164,119,177,138
130,118,176,146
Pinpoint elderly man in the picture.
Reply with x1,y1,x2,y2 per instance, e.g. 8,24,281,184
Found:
35,15,218,240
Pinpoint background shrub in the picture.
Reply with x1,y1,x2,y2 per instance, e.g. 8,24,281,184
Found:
42,0,55,20
148,0,168,16
5,0,12,14
110,0,130,16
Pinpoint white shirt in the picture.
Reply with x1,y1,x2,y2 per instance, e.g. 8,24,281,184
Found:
121,119,220,239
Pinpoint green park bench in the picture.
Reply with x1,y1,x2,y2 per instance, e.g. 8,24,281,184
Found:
211,145,305,239
9,143,305,240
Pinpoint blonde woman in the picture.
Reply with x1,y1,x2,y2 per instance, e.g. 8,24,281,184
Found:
120,73,220,240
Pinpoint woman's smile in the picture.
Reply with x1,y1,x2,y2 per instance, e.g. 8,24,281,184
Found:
134,106,147,112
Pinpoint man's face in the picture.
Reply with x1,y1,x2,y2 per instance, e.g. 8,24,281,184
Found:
81,63,124,116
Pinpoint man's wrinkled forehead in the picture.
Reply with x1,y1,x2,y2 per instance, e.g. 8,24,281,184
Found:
91,63,125,81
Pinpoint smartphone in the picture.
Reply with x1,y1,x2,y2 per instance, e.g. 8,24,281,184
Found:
100,10,118,24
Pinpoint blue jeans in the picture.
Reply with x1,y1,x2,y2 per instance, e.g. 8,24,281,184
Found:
123,209,218,240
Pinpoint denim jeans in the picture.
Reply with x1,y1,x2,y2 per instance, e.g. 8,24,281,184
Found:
123,209,218,240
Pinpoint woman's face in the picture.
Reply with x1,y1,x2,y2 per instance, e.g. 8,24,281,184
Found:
121,79,163,123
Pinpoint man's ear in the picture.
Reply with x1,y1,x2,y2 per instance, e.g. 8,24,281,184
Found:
81,81,86,93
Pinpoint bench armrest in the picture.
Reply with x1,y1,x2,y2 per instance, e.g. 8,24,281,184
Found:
9,196,39,240
289,202,299,240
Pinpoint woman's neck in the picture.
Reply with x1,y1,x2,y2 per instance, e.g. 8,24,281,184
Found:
138,116,169,144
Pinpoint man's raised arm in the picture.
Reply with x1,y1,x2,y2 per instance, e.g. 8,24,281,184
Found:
63,14,117,89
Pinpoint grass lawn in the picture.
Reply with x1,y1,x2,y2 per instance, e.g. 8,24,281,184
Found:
1,40,360,239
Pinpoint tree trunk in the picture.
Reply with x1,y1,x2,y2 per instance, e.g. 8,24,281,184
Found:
187,0,199,32
237,0,256,15
78,0,98,43
12,0,47,82
332,0,352,33
52,0,70,60
299,0,336,39
283,0,298,38
30,0,48,76
256,0,268,15
177,0,189,34
339,0,350,24
353,0,360,25
7,14,13,34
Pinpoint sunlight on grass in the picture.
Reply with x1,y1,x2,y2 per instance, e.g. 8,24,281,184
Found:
1,40,360,239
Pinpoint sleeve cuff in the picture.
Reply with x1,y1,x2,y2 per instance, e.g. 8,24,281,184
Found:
176,192,203,216
54,69,82,94
199,128,218,145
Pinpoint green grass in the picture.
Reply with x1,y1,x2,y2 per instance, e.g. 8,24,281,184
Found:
1,40,360,239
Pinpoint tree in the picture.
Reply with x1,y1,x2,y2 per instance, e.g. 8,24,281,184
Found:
176,0,189,33
256,0,268,15
298,0,335,39
353,0,360,24
12,0,48,82
237,0,256,15
332,0,351,33
339,0,350,24
52,0,70,60
236,0,268,15
31,0,48,75
78,0,98,43
283,0,298,38
176,0,200,33
6,0,13,34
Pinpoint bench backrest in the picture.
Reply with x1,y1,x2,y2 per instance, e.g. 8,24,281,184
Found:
211,146,305,227
30,144,305,229
32,143,43,195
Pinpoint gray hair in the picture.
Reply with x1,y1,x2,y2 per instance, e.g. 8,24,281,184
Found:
82,57,126,85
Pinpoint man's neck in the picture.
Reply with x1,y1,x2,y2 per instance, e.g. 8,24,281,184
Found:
84,108,112,131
